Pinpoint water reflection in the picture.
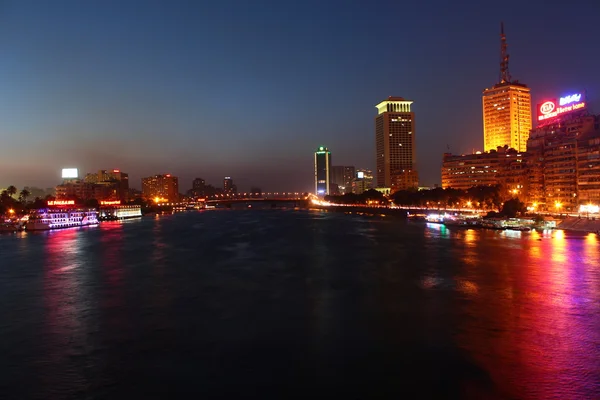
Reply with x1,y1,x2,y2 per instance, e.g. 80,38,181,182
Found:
455,226,600,399
41,228,89,396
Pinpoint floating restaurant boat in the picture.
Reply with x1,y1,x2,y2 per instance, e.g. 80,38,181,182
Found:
98,201,142,221
26,200,98,231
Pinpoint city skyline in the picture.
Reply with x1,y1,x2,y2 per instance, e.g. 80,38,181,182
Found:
1,1,599,192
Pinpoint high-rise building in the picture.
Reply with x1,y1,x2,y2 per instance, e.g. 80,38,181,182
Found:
343,166,355,193
482,23,532,152
330,166,356,194
314,146,332,196
223,177,237,194
374,97,418,191
331,166,345,189
141,174,179,203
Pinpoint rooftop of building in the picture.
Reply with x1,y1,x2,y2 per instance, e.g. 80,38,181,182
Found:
483,81,530,92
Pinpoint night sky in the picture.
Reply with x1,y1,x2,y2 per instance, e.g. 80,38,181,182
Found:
1,0,599,192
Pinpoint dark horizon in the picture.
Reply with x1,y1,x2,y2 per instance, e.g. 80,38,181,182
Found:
1,0,599,192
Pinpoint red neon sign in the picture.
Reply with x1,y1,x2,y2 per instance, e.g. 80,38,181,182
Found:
112,169,120,173
47,200,75,206
100,200,121,205
537,99,586,122
539,101,555,115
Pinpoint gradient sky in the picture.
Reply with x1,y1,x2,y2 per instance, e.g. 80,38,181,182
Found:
1,0,599,192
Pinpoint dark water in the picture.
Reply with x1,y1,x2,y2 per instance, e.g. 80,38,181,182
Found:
1,209,599,399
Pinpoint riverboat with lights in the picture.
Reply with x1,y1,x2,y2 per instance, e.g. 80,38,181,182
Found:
25,200,99,231
98,201,142,221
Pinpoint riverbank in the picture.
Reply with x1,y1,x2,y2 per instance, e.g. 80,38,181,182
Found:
310,205,408,217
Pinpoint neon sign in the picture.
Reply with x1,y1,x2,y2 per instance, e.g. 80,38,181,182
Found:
539,101,555,115
100,200,121,205
537,93,586,122
559,93,582,106
47,200,75,206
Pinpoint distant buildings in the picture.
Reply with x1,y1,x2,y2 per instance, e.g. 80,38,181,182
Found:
223,176,237,194
314,146,332,196
482,24,532,152
141,174,179,202
352,169,373,195
84,169,130,201
374,97,418,192
330,165,355,194
56,168,129,201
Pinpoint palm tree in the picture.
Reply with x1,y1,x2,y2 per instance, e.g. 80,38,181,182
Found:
19,189,31,204
0,190,10,205
6,185,17,198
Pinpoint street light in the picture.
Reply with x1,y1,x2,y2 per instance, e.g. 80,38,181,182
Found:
555,201,562,213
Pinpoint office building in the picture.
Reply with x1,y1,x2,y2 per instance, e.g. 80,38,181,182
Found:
84,169,130,201
441,147,523,190
314,146,332,196
482,23,532,152
330,166,345,194
141,174,179,203
330,165,355,194
343,166,356,193
352,169,373,194
375,97,418,192
223,177,237,194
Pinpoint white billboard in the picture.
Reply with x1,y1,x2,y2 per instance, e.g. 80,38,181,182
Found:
62,168,78,179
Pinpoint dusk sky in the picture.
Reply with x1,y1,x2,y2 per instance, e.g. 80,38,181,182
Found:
1,0,599,192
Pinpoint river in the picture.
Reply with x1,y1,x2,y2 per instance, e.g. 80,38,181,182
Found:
1,209,599,399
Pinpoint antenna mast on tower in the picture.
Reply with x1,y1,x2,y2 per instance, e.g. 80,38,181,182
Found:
499,22,511,84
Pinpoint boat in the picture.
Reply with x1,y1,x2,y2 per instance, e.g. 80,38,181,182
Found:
98,204,142,221
26,208,99,231
0,223,17,232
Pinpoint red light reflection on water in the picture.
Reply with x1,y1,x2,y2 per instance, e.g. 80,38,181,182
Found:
453,229,600,399
41,228,87,392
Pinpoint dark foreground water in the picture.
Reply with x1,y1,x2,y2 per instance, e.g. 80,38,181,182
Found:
1,209,599,399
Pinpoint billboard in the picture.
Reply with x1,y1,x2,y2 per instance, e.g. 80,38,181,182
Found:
537,92,586,123
357,171,365,179
61,168,79,179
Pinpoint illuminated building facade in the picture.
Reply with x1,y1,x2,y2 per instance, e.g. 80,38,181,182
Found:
482,83,532,152
314,146,331,196
526,112,600,211
482,24,532,152
375,97,418,191
141,174,179,202
352,169,373,195
441,147,523,190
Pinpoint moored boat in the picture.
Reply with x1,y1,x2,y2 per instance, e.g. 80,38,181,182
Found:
26,202,98,231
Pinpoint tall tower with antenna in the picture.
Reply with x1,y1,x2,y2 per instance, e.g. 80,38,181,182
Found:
481,23,532,152
499,22,511,84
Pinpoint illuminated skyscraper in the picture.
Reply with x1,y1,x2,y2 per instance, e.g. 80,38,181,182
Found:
314,146,331,196
374,97,418,191
482,23,532,152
